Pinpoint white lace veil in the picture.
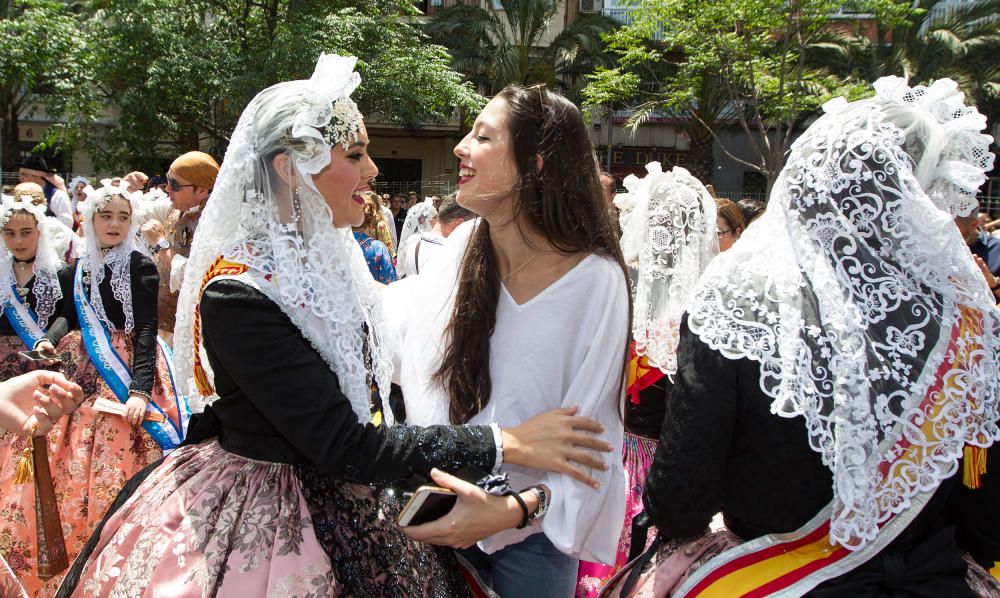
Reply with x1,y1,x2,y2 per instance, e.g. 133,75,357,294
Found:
616,163,717,376
398,197,438,248
686,77,1000,550
0,195,64,329
173,54,393,424
78,179,148,332
856,77,994,217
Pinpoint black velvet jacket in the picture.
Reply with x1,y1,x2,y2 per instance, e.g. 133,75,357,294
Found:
0,264,75,345
643,316,997,596
75,252,159,396
186,278,498,486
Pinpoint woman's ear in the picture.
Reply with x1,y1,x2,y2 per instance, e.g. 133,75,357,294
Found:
536,154,544,175
271,153,295,187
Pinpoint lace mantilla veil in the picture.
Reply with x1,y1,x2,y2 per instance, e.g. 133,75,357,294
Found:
0,195,64,329
398,197,438,247
615,163,718,376
173,54,393,425
686,76,1000,550
78,179,148,333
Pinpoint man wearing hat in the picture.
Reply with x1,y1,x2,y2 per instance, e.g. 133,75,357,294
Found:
140,151,220,340
16,154,73,229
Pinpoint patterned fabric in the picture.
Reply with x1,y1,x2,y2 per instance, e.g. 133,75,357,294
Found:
156,207,201,334
0,555,26,598
367,220,396,259
577,433,659,597
353,232,397,284
297,467,473,597
0,330,171,596
601,529,1000,597
65,441,336,597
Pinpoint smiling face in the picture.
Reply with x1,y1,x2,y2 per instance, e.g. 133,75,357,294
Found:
312,123,379,229
453,96,519,219
2,213,40,261
93,196,132,248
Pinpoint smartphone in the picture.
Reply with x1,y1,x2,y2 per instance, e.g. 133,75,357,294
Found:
19,350,62,363
397,485,457,527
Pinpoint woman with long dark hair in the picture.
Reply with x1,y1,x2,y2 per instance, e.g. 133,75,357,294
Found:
392,85,632,597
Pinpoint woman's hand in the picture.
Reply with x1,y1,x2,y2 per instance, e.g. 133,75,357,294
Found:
34,340,60,365
502,406,613,489
400,468,536,548
124,394,148,426
0,370,84,436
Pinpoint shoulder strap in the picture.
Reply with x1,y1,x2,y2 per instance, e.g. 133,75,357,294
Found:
414,238,423,275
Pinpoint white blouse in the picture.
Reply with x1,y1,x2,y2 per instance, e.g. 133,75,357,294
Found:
384,220,628,564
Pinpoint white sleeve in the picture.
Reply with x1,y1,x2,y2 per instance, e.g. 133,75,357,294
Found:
537,270,629,564
169,254,188,292
381,275,421,384
48,191,73,229
143,198,173,225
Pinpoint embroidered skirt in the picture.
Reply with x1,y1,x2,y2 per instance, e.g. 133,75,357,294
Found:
60,440,334,597
0,331,176,596
576,432,659,597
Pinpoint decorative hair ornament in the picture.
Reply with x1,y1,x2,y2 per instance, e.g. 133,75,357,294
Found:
0,195,47,229
824,76,994,217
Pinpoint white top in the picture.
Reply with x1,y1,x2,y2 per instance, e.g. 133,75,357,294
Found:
381,205,398,248
384,220,628,564
398,232,446,278
47,189,74,229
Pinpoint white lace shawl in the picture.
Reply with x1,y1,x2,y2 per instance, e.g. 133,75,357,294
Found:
0,196,64,329
173,54,393,425
398,198,438,251
615,163,718,376
78,179,148,333
686,78,1000,551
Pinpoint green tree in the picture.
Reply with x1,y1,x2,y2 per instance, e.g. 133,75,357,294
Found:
583,0,865,191
424,0,618,99
0,0,95,172
80,0,483,172
808,0,1000,136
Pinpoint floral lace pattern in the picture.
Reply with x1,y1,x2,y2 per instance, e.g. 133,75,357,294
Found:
687,85,1000,550
174,54,392,423
71,441,337,597
615,164,718,376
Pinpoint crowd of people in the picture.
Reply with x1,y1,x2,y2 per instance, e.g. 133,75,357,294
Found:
0,54,996,598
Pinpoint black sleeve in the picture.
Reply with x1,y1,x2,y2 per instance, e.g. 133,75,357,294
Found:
42,265,77,345
200,279,498,485
128,253,159,396
642,317,740,539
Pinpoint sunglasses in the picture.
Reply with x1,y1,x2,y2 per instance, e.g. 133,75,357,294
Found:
167,176,196,192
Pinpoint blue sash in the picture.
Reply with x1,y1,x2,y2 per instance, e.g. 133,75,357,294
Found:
2,281,45,349
73,266,186,450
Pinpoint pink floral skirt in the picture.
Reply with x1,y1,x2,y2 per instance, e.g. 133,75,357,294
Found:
576,432,659,597
64,440,336,597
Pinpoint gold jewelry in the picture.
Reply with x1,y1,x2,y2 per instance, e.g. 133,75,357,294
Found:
501,251,539,282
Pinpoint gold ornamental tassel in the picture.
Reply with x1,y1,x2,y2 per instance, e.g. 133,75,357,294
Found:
963,445,988,490
13,426,36,484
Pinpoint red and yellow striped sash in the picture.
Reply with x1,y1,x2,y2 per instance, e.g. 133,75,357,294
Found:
626,343,666,405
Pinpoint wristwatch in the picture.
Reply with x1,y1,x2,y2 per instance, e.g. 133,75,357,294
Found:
151,238,170,254
525,485,549,526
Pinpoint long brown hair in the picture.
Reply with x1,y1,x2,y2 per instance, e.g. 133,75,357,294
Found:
435,85,632,424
